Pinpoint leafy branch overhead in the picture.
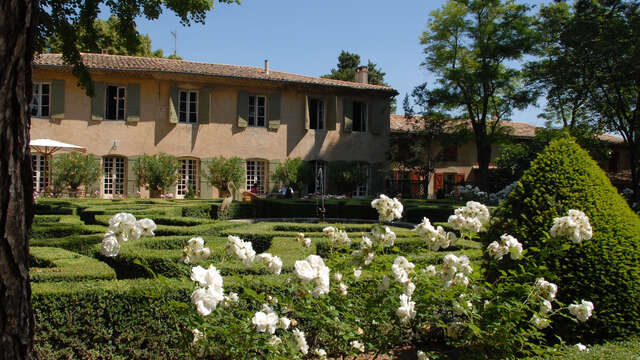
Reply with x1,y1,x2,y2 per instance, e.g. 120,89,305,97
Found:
36,0,240,96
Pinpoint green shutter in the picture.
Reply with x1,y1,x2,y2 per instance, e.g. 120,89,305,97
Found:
91,82,104,121
237,90,249,128
343,98,353,132
200,158,213,198
198,88,211,124
304,95,310,130
370,162,386,195
327,96,337,130
268,93,281,130
126,156,139,196
51,80,65,120
169,85,179,124
127,83,140,122
370,100,385,134
268,159,281,192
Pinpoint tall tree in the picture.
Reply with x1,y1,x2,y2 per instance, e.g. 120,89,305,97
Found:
531,0,640,200
322,50,388,86
418,0,538,188
0,1,238,359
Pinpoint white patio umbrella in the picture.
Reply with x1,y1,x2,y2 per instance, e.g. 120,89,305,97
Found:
29,138,87,187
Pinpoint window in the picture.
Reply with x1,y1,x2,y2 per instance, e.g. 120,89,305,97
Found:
352,101,367,132
31,82,50,117
103,157,125,197
309,98,325,130
179,90,198,123
31,154,49,193
177,159,198,198
248,95,266,127
105,85,126,120
354,164,370,198
246,160,267,195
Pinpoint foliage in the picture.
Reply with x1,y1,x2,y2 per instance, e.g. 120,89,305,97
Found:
35,0,240,96
51,152,101,194
133,153,180,193
29,246,116,282
487,137,640,342
322,50,388,86
47,16,167,58
204,157,245,195
327,161,370,196
495,127,610,181
418,0,538,188
270,158,309,192
526,0,640,199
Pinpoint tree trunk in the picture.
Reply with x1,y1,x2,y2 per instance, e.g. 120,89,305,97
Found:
476,138,492,190
0,1,38,359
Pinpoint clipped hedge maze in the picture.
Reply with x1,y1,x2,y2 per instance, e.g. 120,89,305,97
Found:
30,198,472,359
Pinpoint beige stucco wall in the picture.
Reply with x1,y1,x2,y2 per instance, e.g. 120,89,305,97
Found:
31,69,391,197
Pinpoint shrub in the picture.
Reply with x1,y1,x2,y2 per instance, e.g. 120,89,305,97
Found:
51,152,101,196
204,156,245,197
327,161,369,196
133,153,180,194
486,137,640,342
270,157,310,193
29,247,116,282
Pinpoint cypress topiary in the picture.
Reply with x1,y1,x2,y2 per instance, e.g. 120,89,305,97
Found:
486,136,640,342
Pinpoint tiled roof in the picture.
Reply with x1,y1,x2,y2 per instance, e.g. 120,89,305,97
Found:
390,114,624,144
33,53,397,94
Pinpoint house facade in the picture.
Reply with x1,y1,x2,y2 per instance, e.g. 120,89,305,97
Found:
389,114,630,198
30,54,396,198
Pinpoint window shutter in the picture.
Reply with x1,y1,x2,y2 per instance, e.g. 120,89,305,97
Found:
91,82,105,121
304,95,310,130
169,85,179,124
456,173,465,184
268,159,281,192
51,80,65,120
126,156,139,196
198,88,211,124
237,90,249,128
370,100,385,134
127,83,140,122
200,158,213,198
343,98,353,132
370,162,386,195
326,96,337,130
434,173,444,192
268,93,281,130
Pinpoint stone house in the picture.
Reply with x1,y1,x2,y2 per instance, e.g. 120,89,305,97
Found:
30,54,396,198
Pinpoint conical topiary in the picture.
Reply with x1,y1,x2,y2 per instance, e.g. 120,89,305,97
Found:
486,136,640,342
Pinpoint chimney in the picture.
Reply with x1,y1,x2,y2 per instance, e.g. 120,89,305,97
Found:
264,59,270,75
355,65,368,84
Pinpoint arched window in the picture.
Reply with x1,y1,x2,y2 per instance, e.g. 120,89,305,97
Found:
177,158,199,198
103,156,126,198
246,159,267,195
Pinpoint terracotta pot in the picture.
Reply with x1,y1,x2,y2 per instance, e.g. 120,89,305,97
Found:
150,189,162,198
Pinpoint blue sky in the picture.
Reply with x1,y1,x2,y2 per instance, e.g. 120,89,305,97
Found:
131,0,550,126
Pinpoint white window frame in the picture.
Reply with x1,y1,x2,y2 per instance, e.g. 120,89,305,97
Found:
354,164,370,198
105,85,127,121
103,156,126,198
178,89,198,124
176,158,199,198
353,101,368,132
309,98,326,130
31,82,51,118
31,154,49,193
248,95,267,127
246,160,267,195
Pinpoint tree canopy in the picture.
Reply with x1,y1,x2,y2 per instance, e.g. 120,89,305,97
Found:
417,0,538,188
322,50,388,86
